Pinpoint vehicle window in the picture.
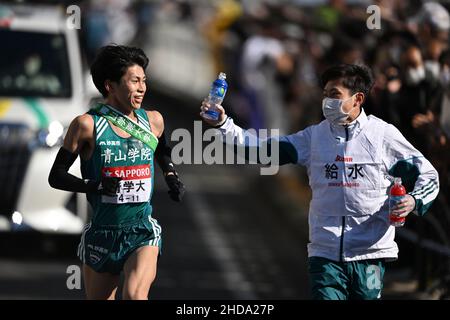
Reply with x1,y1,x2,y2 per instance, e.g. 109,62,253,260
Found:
0,29,72,98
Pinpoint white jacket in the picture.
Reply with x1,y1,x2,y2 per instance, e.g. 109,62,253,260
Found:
216,109,440,262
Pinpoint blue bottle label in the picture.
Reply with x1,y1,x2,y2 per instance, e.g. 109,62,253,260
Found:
211,78,228,98
211,86,226,98
205,109,219,119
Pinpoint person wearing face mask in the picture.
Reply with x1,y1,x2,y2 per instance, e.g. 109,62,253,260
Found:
200,64,439,300
421,50,450,200
405,63,426,86
423,39,446,82
397,46,442,156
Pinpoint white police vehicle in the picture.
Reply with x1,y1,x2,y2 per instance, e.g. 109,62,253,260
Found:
0,2,96,233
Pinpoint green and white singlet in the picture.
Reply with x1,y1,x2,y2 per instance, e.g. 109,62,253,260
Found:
81,106,155,226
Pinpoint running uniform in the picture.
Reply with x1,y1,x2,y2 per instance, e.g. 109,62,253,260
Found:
78,105,162,274
214,109,439,299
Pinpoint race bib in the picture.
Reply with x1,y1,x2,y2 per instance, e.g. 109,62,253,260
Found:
101,164,152,204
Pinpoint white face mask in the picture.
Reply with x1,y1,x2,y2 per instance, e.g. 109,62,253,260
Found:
405,66,426,85
424,60,440,80
322,95,355,125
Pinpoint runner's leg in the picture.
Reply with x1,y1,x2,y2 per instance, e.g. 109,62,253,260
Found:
83,264,120,300
122,246,159,300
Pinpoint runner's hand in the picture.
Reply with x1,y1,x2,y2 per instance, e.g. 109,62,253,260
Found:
97,177,122,196
165,172,185,202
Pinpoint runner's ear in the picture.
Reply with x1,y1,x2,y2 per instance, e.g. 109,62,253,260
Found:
105,80,113,94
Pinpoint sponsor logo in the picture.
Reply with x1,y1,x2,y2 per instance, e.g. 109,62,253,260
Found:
89,252,101,264
335,155,353,162
102,164,151,180
99,141,120,146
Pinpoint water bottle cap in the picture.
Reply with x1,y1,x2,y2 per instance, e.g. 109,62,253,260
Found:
218,72,227,80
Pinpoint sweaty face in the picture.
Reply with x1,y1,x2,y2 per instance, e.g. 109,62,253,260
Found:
109,64,147,111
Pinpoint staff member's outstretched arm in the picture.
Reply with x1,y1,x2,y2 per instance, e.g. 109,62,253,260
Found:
200,100,311,167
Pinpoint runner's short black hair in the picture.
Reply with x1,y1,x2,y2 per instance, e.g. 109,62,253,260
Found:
90,44,149,97
320,64,374,97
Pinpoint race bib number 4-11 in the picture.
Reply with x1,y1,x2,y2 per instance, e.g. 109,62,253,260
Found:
101,164,152,204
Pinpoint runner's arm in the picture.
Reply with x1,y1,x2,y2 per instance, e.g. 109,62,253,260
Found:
149,109,186,202
48,115,119,195
155,131,186,202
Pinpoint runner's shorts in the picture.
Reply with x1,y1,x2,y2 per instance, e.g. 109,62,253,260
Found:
77,216,162,274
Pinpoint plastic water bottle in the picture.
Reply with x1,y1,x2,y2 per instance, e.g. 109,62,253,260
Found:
389,177,406,227
203,72,228,121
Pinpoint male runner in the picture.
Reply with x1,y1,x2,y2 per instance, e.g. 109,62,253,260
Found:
49,45,184,299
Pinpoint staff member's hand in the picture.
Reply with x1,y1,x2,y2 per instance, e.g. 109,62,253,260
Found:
390,194,416,217
200,99,227,127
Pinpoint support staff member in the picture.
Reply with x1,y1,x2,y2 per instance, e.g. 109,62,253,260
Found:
200,64,439,300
